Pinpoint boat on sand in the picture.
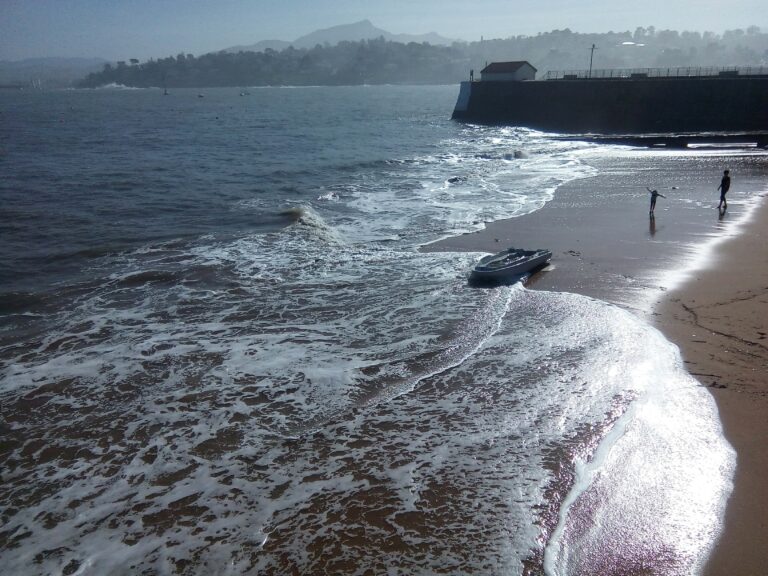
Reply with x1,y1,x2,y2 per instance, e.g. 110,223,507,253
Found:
469,247,551,285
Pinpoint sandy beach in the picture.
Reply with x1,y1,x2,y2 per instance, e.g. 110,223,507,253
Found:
424,147,768,573
655,196,768,576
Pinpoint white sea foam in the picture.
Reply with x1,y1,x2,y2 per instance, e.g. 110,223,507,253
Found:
1,236,704,574
651,191,767,302
93,83,146,90
331,128,598,245
544,323,734,575
2,189,729,573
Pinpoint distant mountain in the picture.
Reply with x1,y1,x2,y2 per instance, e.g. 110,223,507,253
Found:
222,19,456,54
0,57,106,88
292,19,393,48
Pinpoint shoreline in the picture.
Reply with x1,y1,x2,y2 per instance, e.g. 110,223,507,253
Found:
652,192,768,575
424,148,768,573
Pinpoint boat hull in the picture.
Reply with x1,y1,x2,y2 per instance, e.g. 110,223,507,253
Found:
469,248,552,285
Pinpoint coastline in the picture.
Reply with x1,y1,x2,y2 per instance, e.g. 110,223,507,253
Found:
653,194,768,575
423,148,768,572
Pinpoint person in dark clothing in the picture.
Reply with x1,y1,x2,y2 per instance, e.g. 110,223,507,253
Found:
717,169,731,210
647,187,665,214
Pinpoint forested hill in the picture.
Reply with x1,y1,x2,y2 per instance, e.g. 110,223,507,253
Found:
77,27,768,88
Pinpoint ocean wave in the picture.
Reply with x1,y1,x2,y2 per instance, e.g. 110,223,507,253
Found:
0,291,47,315
280,205,345,245
93,82,147,90
114,269,185,287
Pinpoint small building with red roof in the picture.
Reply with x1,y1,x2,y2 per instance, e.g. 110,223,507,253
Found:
480,61,537,82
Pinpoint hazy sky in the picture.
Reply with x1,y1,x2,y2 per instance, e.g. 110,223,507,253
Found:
1,0,766,61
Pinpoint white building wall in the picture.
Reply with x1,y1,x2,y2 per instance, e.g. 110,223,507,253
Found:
481,65,536,82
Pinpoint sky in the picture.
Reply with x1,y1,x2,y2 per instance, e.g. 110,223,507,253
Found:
1,0,766,61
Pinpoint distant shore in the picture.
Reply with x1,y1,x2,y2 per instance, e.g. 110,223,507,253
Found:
423,147,768,573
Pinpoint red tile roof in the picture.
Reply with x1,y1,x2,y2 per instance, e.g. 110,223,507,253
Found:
481,61,537,74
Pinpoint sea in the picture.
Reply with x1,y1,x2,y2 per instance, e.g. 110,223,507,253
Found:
0,85,739,575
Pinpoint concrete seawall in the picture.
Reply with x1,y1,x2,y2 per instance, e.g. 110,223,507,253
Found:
453,75,768,135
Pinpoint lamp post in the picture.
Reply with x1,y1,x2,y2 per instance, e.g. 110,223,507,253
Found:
589,44,597,78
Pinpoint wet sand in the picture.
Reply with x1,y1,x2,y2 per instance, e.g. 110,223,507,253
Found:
424,149,768,573
654,197,768,576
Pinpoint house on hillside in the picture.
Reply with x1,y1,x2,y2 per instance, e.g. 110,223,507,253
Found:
480,61,537,82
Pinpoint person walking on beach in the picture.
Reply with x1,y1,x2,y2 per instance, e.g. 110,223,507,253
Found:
647,187,665,215
717,169,731,210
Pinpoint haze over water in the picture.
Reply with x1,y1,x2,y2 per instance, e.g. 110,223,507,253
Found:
0,85,737,574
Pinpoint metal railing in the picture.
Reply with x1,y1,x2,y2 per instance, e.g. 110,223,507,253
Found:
543,66,768,80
